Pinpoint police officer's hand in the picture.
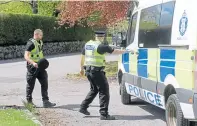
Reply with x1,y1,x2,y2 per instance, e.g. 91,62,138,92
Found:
124,49,133,54
80,69,84,76
125,49,138,55
33,62,38,68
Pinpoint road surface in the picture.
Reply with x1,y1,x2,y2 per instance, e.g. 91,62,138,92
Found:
0,53,166,126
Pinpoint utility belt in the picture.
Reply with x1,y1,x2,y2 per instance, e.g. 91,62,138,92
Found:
84,66,105,72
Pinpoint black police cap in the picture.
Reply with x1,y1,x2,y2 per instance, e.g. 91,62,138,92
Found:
95,31,105,37
37,58,49,70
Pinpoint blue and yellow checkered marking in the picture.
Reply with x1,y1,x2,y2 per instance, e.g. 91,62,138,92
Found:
121,48,195,89
160,49,176,82
122,53,129,72
137,49,148,78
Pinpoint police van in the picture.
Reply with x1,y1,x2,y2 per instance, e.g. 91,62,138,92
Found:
118,0,197,125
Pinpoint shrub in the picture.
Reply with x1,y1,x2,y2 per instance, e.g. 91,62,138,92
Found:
0,13,94,46
38,1,60,16
0,1,32,14
0,1,60,16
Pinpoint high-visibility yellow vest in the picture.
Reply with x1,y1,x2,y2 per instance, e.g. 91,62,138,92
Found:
29,38,44,62
84,40,105,67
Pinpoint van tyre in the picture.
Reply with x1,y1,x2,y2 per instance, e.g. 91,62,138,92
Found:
190,122,197,126
120,80,131,105
166,94,189,126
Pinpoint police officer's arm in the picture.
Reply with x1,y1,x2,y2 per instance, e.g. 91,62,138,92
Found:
97,44,132,54
80,47,85,70
112,49,130,54
24,41,36,65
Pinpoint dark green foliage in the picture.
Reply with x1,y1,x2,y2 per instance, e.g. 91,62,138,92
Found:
0,13,94,46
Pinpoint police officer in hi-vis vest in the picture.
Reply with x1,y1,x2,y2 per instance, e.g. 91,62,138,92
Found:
79,31,134,120
24,29,56,108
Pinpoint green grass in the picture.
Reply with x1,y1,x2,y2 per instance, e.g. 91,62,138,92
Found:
66,61,118,79
105,61,118,77
0,109,37,126
21,99,36,113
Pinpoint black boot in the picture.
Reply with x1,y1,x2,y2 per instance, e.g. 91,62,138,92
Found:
43,100,56,108
79,108,90,115
100,115,116,120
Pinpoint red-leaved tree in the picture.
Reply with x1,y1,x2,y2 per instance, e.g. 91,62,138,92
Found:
58,1,130,27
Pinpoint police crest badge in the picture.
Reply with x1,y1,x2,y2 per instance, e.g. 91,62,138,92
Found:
179,10,188,36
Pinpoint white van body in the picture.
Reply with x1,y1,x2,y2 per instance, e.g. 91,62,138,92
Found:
118,0,197,125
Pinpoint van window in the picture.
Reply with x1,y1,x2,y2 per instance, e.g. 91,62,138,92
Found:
158,1,175,45
138,4,162,48
138,2,175,48
127,12,138,46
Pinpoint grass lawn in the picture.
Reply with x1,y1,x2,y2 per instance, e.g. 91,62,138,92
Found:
104,61,118,77
66,61,118,79
0,109,37,126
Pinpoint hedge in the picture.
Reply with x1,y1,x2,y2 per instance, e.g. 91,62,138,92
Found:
0,1,32,14
0,13,94,46
38,1,60,16
0,1,60,16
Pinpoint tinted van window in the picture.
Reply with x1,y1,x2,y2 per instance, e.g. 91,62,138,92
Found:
138,2,175,48
138,4,162,48
158,1,175,45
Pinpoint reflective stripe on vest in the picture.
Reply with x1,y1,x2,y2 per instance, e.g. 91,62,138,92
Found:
84,40,105,67
30,39,44,62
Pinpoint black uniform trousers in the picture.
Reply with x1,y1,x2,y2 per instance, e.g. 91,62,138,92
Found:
26,63,49,102
80,69,110,116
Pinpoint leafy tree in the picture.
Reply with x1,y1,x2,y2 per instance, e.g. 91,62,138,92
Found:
58,1,130,27
108,20,129,34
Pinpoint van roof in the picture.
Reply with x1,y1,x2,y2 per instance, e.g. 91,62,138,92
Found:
138,0,161,9
136,0,175,10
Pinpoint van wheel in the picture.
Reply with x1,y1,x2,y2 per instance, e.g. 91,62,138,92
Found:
190,122,197,126
120,79,131,105
166,94,189,126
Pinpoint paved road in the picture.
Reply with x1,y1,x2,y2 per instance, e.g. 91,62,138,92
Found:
0,54,166,126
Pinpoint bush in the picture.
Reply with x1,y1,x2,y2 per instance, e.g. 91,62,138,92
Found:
0,1,60,16
0,13,94,46
0,1,32,14
38,1,60,16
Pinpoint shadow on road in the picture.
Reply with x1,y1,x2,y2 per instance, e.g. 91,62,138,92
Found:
83,104,165,121
0,52,80,64
139,104,165,121
53,102,165,121
54,104,99,111
125,97,166,121
124,98,166,121
84,114,162,121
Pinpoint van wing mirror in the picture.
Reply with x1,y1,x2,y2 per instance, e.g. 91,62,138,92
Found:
119,32,127,47
120,39,126,47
